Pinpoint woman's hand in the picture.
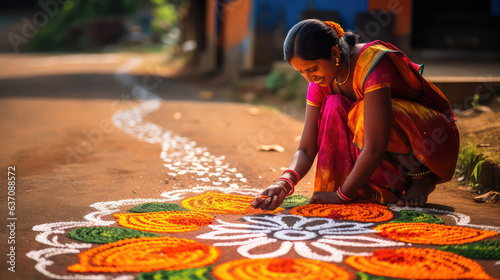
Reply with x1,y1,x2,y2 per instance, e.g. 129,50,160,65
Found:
251,183,287,211
309,191,351,204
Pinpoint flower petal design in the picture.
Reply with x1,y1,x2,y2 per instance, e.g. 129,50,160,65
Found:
317,236,406,247
67,237,219,273
213,258,353,280
113,211,214,233
294,241,356,263
346,248,494,279
316,222,375,235
290,203,393,222
197,214,403,261
197,226,268,241
376,223,498,245
237,239,294,259
181,192,283,214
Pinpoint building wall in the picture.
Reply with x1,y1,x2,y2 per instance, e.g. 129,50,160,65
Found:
368,0,412,38
246,0,368,69
222,0,251,50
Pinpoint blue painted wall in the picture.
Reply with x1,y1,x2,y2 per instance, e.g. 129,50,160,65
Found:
251,0,368,34
493,0,500,15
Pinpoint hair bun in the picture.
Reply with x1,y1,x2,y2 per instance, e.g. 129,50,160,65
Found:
324,21,345,38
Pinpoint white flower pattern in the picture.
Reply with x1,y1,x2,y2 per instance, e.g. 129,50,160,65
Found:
197,214,406,262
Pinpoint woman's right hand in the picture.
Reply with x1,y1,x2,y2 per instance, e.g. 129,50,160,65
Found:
251,183,287,211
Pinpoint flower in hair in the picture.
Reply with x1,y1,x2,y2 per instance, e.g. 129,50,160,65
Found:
324,21,345,38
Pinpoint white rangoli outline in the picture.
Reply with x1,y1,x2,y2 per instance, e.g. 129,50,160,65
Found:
196,214,405,262
26,57,500,279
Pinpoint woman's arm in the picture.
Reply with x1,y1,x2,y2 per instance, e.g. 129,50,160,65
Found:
252,104,320,210
336,87,392,198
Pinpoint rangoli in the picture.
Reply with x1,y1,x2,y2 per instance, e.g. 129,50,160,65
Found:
345,247,495,279
439,241,500,260
375,222,498,244
197,215,404,262
67,226,158,244
181,192,284,214
290,203,393,222
26,57,500,280
114,211,214,233
129,202,189,213
212,258,353,280
136,266,213,280
67,236,220,273
389,210,444,224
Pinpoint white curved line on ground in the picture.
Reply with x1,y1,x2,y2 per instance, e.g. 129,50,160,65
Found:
27,57,259,279
389,205,500,232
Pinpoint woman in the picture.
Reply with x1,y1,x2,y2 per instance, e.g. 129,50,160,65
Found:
252,19,459,211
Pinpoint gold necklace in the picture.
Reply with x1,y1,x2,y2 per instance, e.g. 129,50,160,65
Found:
335,59,351,86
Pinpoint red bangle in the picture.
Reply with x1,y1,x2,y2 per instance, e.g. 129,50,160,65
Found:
278,177,295,196
282,169,300,183
337,187,352,201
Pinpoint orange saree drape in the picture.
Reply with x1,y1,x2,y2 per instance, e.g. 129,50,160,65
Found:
313,41,459,204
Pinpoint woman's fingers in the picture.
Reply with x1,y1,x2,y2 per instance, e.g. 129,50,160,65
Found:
251,196,264,208
252,185,286,210
254,196,274,210
266,195,280,211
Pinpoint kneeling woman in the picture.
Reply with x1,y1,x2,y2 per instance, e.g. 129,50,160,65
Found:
252,19,459,211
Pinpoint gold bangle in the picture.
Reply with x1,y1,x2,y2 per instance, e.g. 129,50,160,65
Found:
336,190,349,202
274,180,289,195
279,184,288,194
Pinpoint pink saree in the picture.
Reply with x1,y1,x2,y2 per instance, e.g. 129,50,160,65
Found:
308,41,460,204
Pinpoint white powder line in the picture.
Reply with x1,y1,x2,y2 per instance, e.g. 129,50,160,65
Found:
389,205,500,232
27,56,500,279
197,215,387,262
111,57,253,191
26,248,109,280
27,56,260,279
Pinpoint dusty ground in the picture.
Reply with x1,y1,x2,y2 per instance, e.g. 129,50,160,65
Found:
456,106,500,163
0,53,499,280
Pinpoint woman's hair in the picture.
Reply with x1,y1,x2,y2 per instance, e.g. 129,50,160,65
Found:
283,19,358,64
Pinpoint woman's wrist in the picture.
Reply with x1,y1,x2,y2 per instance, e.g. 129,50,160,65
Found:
275,177,295,196
282,169,300,184
273,180,289,195
336,186,353,202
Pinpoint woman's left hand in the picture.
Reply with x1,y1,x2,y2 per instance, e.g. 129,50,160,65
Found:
309,191,352,204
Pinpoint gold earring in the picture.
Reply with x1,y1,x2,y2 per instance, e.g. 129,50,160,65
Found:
336,59,339,66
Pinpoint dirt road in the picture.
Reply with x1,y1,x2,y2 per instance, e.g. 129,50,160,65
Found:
0,54,499,280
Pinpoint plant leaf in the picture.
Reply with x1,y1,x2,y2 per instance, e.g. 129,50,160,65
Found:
473,160,485,182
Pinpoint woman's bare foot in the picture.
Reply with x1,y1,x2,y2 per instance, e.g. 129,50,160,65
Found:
397,175,436,207
309,191,350,204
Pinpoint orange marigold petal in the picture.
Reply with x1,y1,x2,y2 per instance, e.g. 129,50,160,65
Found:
67,236,220,273
213,258,353,280
181,192,284,214
375,223,498,245
290,203,393,222
113,211,214,233
345,248,495,279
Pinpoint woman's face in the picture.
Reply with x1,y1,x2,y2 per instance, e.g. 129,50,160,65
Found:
289,54,338,87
